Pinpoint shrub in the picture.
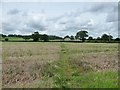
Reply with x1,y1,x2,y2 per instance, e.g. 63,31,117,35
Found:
5,38,8,41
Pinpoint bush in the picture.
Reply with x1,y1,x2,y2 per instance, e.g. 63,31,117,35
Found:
5,38,8,41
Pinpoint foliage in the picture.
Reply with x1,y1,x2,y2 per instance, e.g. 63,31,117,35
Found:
1,31,120,43
40,34,49,42
101,34,113,41
96,37,101,40
114,38,120,41
0,34,7,38
76,30,88,42
32,32,40,42
70,35,74,40
48,35,63,40
88,36,93,40
5,38,8,41
22,36,31,40
8,34,22,37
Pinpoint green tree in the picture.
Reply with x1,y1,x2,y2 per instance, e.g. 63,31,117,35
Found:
115,38,120,41
40,34,49,42
22,36,31,41
70,35,74,40
32,32,40,41
88,36,93,40
5,38,9,41
76,30,88,42
96,37,101,40
101,34,113,41
1,34,7,38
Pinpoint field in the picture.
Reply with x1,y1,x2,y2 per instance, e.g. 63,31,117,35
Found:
2,42,118,88
1,37,33,42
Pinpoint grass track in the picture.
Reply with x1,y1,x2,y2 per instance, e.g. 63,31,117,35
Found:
51,43,118,88
53,43,80,88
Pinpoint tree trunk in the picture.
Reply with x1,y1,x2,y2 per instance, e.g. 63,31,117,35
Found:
82,38,85,42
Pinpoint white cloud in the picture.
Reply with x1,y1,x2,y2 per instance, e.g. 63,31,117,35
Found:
1,2,118,38
2,10,49,35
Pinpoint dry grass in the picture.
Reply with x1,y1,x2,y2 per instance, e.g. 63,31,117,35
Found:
65,43,118,72
2,42,60,88
2,42,118,88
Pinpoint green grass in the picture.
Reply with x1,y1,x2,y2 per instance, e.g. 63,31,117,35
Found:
1,37,33,41
53,43,78,88
76,71,118,88
43,43,118,88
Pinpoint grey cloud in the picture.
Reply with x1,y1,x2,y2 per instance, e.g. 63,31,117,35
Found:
88,2,117,13
118,4,120,21
84,3,118,23
47,4,117,37
3,11,48,35
106,12,118,22
106,3,118,22
2,22,16,32
26,21,47,31
7,8,20,15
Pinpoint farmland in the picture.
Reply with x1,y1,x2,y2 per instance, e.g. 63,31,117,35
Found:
2,42,118,88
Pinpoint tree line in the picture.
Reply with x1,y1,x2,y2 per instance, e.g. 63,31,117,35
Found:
0,32,63,42
0,30,120,42
63,30,118,42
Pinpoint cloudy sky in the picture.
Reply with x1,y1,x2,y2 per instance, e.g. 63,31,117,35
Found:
1,2,118,38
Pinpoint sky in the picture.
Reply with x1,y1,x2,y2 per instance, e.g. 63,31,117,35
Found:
1,2,119,38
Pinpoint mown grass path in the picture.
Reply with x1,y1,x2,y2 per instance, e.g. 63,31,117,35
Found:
53,43,80,88
52,43,118,88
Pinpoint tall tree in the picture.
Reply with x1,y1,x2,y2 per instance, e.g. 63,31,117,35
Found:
76,30,88,42
32,32,40,41
101,34,113,41
96,37,101,40
70,35,74,40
